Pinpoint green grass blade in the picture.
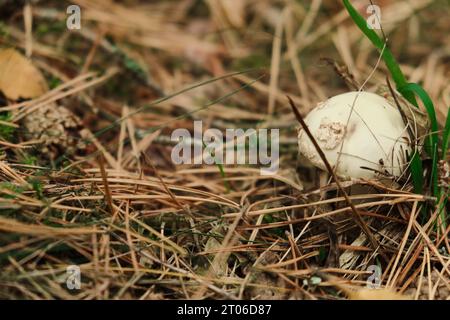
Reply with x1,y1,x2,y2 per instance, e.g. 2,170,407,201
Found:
438,107,449,227
442,107,450,160
410,151,424,195
342,0,440,198
398,83,439,197
342,0,417,105
398,83,439,151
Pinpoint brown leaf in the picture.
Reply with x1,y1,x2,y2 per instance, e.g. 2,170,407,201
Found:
0,48,48,100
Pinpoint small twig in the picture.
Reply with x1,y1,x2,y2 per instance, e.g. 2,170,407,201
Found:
23,1,33,58
320,58,360,91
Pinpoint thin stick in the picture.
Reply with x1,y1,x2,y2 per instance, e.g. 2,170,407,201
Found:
23,1,33,58
97,154,115,216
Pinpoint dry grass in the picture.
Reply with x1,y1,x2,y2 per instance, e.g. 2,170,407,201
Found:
0,0,448,300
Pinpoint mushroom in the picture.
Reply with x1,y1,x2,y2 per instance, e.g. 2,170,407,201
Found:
297,91,411,181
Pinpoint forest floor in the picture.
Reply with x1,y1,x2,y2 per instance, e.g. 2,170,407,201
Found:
0,0,448,300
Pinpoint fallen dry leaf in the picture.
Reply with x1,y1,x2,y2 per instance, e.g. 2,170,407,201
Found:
0,48,48,100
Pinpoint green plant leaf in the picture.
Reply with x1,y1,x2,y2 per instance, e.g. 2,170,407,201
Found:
398,83,439,150
410,151,423,195
342,0,417,105
398,83,439,197
442,107,450,160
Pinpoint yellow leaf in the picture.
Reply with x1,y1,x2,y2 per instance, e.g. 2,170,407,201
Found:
0,48,48,100
346,288,411,300
317,271,412,300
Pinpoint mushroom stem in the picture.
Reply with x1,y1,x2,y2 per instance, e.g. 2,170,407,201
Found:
288,96,388,262
319,171,329,198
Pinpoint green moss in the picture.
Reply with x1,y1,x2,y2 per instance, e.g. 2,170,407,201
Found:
232,53,270,70
0,112,15,140
48,76,63,89
0,182,25,199
35,20,67,37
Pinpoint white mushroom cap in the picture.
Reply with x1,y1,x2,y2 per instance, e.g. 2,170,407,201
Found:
298,91,411,180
